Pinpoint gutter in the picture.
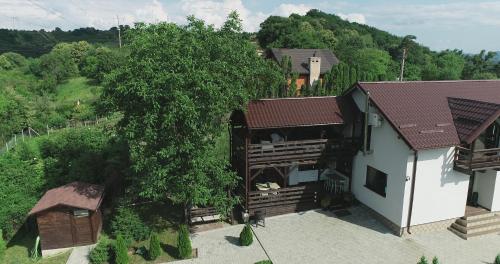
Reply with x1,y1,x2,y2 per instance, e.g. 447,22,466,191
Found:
406,150,418,234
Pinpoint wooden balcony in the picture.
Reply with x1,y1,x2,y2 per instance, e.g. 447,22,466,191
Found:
247,138,358,169
454,146,500,173
247,183,322,216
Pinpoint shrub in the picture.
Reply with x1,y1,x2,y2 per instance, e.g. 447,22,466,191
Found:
432,256,439,264
89,240,109,264
255,260,272,264
148,232,161,260
495,254,500,264
110,206,150,243
239,224,253,246
177,224,192,259
115,234,129,264
417,256,428,264
0,229,6,262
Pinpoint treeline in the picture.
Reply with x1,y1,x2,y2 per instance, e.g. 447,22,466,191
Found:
0,26,127,57
0,41,124,143
257,9,500,81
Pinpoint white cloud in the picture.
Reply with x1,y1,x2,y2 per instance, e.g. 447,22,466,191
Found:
274,3,311,16
338,13,366,24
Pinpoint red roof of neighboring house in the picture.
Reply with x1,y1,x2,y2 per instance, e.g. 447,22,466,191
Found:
242,96,354,129
356,80,500,150
29,182,104,215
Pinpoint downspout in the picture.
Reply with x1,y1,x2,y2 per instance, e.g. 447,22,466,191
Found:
363,91,370,155
406,150,418,234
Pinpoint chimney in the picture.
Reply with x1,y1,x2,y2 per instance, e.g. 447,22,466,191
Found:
308,56,321,86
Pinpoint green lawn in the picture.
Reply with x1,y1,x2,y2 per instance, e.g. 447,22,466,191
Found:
4,229,71,264
55,77,101,104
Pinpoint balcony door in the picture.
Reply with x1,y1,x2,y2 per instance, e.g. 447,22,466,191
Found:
483,122,500,149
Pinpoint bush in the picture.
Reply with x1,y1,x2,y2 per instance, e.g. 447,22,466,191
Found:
239,224,253,246
177,224,192,259
495,254,500,264
89,240,109,264
148,232,161,260
417,256,428,264
111,206,151,243
255,261,272,264
0,229,6,262
432,256,439,264
115,234,129,264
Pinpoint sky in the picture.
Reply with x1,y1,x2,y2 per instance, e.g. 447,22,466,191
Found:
1,0,500,53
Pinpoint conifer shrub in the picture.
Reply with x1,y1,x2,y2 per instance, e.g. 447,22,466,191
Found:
239,224,253,246
89,240,109,264
432,256,440,264
177,225,192,259
417,256,428,264
495,254,500,264
148,232,161,260
0,229,6,262
115,234,129,264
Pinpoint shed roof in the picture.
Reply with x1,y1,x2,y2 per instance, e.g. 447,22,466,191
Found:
29,182,104,215
241,96,354,130
269,48,339,75
355,80,500,150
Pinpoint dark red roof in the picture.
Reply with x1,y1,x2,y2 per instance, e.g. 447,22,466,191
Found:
243,96,351,129
29,182,104,215
356,80,500,150
448,97,500,144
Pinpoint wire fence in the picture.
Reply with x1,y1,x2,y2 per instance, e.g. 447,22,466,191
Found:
0,116,110,155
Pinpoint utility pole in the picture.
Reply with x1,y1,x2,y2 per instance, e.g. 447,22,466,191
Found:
116,15,122,48
399,48,407,81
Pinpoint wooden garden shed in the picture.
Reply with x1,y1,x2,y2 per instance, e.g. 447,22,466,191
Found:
29,182,104,255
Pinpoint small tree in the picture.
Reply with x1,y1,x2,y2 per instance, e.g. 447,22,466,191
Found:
177,225,192,259
89,240,109,264
239,224,253,246
149,232,161,260
495,254,500,264
417,256,428,264
0,229,6,262
432,256,439,264
115,234,129,264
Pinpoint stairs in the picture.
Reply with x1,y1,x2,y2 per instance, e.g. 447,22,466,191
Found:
449,211,500,239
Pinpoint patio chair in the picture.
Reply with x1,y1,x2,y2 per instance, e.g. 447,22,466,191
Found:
254,210,266,228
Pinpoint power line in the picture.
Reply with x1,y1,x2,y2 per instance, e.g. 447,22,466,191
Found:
116,15,122,48
25,0,84,29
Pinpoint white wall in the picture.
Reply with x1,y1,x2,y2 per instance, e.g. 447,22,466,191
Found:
288,165,318,186
408,147,470,226
474,170,500,211
351,89,412,227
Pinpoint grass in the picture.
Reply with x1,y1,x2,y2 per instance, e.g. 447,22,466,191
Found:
102,200,184,263
4,228,71,264
55,77,101,106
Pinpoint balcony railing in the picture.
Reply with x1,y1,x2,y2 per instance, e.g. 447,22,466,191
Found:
454,146,500,173
247,138,358,169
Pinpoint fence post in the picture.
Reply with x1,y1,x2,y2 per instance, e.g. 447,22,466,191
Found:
28,128,31,138
14,134,17,145
47,125,50,135
6,143,8,152
22,129,24,142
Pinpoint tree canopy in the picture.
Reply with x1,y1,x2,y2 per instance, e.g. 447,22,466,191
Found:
102,13,280,214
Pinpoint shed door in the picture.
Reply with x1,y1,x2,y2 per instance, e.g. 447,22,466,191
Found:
72,210,94,245
37,210,73,250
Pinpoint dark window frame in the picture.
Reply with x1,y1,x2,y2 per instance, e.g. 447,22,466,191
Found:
365,166,387,197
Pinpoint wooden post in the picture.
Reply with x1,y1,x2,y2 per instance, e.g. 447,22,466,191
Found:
245,134,250,212
28,128,31,138
14,134,16,145
22,129,24,141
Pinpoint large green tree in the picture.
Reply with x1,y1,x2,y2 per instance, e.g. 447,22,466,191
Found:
353,48,392,79
103,13,278,214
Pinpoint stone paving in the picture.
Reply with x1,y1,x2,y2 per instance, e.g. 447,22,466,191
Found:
66,244,94,264
175,206,500,264
175,224,268,264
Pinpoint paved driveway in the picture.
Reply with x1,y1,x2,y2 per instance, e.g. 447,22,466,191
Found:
177,207,500,264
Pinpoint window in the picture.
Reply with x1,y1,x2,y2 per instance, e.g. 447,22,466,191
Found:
365,166,387,197
73,209,89,217
298,164,317,171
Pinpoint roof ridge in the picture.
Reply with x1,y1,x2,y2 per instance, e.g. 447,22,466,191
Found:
250,96,338,102
359,80,500,84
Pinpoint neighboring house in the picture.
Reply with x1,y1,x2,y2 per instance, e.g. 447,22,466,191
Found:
230,80,500,239
268,48,340,90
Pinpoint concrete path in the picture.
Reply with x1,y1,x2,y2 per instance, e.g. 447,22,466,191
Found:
66,244,95,264
178,207,500,264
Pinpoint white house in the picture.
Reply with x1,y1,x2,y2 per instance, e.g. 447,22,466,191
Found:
347,80,500,238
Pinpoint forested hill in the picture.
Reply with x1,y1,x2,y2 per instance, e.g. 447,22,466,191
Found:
0,26,127,57
257,9,500,81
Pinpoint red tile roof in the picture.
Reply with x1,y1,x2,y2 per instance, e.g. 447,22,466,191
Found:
29,182,104,215
356,80,500,150
244,96,353,129
448,97,500,144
